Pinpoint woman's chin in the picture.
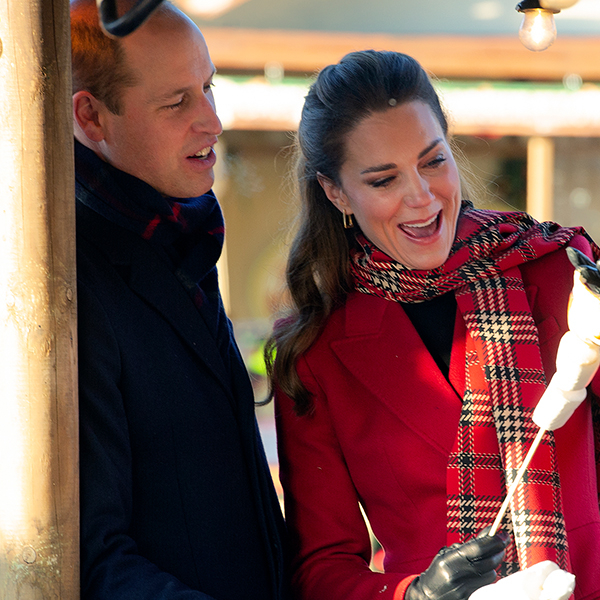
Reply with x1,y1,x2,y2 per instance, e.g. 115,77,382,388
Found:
398,248,451,271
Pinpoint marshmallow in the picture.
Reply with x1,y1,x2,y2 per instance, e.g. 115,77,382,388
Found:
568,272,600,348
553,330,600,392
532,384,586,430
532,272,600,431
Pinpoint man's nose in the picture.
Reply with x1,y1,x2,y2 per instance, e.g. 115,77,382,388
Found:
192,95,223,136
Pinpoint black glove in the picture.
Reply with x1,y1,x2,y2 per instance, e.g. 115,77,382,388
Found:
405,529,509,600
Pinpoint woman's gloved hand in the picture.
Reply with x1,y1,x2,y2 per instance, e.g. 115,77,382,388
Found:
405,529,509,600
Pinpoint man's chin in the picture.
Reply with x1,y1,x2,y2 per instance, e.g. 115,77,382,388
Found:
156,180,214,199
174,174,215,199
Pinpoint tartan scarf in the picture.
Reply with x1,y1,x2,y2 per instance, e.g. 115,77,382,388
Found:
350,201,600,574
74,140,228,345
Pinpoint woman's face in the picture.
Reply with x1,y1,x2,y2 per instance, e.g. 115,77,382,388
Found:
320,100,462,270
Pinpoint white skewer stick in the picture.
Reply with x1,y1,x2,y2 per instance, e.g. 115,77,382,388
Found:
489,427,545,536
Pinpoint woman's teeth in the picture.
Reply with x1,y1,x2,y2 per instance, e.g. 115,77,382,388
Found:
403,214,437,229
399,213,439,239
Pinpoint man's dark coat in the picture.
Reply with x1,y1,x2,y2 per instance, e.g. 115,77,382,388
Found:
77,197,287,600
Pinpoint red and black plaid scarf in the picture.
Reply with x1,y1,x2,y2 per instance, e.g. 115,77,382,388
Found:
350,201,600,574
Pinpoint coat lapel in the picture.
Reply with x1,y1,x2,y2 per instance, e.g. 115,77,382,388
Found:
330,292,463,455
127,242,233,393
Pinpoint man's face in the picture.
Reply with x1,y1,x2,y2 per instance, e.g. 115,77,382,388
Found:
97,17,222,198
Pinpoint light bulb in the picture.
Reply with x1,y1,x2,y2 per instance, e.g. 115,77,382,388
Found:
540,0,579,9
519,8,557,51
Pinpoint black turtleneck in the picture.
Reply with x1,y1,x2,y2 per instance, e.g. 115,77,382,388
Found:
401,291,456,377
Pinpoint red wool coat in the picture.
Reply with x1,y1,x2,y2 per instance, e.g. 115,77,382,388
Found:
275,247,600,600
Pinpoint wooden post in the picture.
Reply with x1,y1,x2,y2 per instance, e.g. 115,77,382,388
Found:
0,0,79,598
527,136,555,222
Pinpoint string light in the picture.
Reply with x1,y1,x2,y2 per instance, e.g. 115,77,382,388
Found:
516,0,581,52
539,0,579,8
516,0,559,51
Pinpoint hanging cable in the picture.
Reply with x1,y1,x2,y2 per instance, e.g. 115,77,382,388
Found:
96,0,164,37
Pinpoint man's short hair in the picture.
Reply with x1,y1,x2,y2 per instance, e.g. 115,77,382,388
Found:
71,1,139,115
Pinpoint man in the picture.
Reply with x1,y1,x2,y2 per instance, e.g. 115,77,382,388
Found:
71,1,288,598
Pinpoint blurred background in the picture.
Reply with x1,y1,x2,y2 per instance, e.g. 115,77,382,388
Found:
171,0,600,495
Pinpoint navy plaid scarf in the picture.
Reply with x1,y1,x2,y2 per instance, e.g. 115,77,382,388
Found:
350,201,600,575
75,140,227,343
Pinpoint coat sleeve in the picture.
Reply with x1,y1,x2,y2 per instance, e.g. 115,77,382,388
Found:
78,278,216,600
275,355,417,600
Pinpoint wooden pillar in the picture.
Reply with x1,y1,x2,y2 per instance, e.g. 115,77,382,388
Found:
213,136,231,314
0,0,79,597
527,136,555,222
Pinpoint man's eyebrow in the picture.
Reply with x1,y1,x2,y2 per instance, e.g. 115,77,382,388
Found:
150,69,217,105
151,87,191,104
359,138,444,175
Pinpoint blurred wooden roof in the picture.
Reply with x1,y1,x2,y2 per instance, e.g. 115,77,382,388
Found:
202,29,600,81
179,0,600,81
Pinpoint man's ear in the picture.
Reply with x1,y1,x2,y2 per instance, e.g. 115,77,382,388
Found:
73,91,107,143
316,173,352,215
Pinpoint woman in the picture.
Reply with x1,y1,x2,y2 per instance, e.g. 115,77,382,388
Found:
267,50,600,600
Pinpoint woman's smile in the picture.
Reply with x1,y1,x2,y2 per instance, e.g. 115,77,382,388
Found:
398,211,441,239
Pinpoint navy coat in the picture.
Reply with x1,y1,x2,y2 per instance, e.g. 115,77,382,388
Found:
77,200,287,600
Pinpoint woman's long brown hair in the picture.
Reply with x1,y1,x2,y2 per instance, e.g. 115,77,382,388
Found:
264,50,450,415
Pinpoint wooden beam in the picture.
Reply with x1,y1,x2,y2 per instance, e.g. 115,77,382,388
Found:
0,0,79,597
202,27,600,81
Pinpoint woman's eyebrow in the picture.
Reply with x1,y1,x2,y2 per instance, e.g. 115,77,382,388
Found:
360,163,396,175
359,138,444,175
418,138,443,159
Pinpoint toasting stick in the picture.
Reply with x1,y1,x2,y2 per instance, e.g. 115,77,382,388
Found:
489,247,600,536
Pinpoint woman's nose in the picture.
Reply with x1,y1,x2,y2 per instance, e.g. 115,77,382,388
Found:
403,173,434,207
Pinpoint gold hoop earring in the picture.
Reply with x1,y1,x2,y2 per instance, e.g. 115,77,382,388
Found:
342,210,355,229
